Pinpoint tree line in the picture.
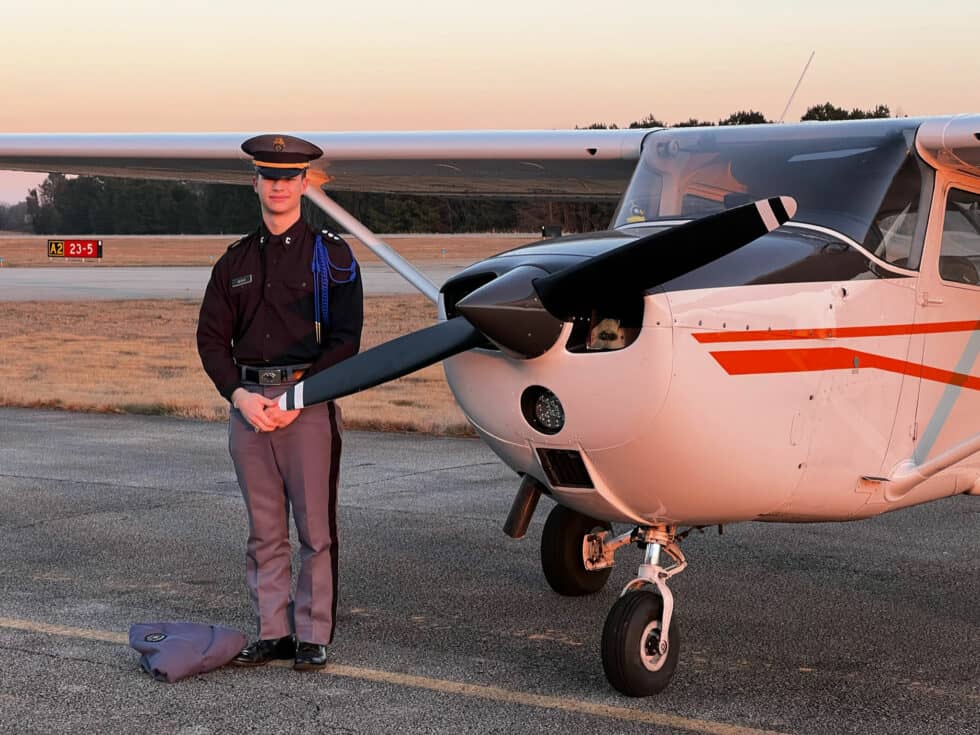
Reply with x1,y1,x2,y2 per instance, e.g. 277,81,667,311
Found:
582,101,890,129
6,176,608,236
1,102,891,235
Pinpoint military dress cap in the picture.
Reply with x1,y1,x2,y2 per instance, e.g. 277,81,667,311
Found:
242,134,323,179
129,621,247,683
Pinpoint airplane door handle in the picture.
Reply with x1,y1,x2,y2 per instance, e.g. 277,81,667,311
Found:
918,292,944,306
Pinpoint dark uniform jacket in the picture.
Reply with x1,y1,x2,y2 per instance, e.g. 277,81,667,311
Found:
197,218,363,401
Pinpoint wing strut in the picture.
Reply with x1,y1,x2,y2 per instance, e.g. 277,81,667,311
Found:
862,430,980,499
303,186,439,303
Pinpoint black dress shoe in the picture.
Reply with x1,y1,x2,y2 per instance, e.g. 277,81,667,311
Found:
293,641,328,671
232,635,295,666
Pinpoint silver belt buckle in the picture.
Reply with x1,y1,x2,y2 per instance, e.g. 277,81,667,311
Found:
258,369,282,385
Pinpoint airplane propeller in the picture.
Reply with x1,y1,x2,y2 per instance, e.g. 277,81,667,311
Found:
278,196,797,411
280,317,485,410
535,196,797,320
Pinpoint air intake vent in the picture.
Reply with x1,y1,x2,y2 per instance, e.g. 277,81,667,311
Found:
537,449,594,489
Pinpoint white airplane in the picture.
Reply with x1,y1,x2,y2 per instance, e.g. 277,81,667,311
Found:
2,115,978,697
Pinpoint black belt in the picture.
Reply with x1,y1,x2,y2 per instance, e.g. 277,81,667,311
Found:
239,363,311,385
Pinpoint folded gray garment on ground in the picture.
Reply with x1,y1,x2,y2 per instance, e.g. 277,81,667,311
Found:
129,621,246,683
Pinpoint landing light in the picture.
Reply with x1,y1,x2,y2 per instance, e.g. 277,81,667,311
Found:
522,386,565,434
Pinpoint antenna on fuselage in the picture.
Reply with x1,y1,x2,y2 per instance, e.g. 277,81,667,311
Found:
778,50,815,123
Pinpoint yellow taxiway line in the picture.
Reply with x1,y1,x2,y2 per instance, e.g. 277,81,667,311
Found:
0,616,792,735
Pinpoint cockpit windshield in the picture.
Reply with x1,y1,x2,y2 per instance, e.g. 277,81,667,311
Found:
613,119,924,247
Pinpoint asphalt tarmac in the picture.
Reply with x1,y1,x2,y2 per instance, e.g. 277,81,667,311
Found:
0,407,977,735
0,262,469,300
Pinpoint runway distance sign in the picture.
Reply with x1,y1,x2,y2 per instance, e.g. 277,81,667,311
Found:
48,239,103,259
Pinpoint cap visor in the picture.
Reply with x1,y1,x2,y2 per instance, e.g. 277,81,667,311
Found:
256,166,304,180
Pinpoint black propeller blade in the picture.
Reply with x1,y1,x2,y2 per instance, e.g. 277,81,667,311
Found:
278,317,485,410
534,196,797,320
279,196,796,411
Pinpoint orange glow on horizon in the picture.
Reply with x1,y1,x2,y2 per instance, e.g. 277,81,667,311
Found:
2,0,979,202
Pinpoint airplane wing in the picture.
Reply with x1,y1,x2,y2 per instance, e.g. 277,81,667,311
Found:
916,114,980,173
0,130,652,200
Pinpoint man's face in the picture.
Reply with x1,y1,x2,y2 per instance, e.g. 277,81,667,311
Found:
253,172,308,217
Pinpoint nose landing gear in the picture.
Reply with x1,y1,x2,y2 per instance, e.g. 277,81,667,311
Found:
535,504,690,696
601,526,685,696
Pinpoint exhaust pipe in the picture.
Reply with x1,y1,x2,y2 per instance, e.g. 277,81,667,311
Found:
503,475,545,539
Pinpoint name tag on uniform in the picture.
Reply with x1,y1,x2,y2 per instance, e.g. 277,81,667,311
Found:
231,275,253,288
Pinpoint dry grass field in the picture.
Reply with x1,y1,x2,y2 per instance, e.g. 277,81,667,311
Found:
0,233,531,267
0,233,537,434
0,296,474,435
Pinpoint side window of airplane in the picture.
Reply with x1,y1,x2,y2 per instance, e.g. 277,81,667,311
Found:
939,187,980,287
865,155,932,270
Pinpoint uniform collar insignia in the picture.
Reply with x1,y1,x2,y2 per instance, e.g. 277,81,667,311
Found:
260,218,306,246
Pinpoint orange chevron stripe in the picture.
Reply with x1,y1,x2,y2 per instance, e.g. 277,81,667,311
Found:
693,319,980,344
710,347,980,390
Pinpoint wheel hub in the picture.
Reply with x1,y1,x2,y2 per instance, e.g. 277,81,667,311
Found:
640,619,667,671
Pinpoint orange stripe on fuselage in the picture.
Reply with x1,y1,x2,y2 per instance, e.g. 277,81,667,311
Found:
710,347,980,391
693,319,980,343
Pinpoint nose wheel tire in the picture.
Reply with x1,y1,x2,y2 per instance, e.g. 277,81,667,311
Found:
601,589,680,697
540,505,613,596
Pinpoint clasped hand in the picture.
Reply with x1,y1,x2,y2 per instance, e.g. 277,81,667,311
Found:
232,389,301,432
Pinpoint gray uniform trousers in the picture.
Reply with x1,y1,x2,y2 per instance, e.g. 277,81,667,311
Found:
228,381,342,645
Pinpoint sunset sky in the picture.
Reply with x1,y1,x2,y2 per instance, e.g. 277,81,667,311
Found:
2,0,979,203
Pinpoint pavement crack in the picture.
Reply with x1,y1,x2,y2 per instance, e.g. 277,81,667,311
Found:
0,471,200,495
1,462,508,499
342,503,502,524
4,502,184,531
0,471,241,501
346,460,503,489
0,643,129,672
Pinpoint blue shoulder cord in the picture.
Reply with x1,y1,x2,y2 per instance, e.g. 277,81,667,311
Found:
312,233,357,344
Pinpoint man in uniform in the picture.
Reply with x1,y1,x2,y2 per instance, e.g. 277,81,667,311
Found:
197,134,363,670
